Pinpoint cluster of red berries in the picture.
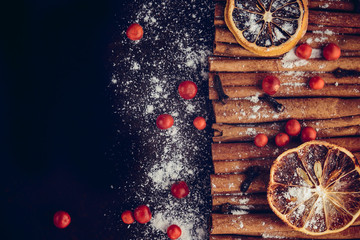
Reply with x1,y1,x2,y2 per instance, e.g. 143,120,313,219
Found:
126,24,206,132
120,181,189,239
254,119,317,148
262,43,341,95
295,42,341,90
156,81,206,130
295,42,341,61
125,23,195,239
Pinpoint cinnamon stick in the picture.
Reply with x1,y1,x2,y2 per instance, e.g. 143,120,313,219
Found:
213,98,360,124
211,173,268,194
307,24,360,35
209,72,360,86
212,137,360,161
210,236,296,240
212,116,360,142
209,57,360,72
214,41,360,58
212,193,269,209
210,213,360,239
213,152,360,174
213,158,272,174
210,84,360,99
214,27,360,51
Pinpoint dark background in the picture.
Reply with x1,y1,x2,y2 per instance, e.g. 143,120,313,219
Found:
1,0,214,239
2,0,123,239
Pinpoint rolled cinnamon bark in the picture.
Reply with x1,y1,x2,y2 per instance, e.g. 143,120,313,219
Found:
209,72,360,87
210,85,360,100
209,57,360,72
210,236,296,240
213,98,360,124
213,152,360,174
211,173,269,194
212,193,268,208
210,214,360,239
212,116,360,142
214,28,360,51
213,158,272,174
307,25,360,35
309,11,360,28
214,41,360,58
212,137,360,161
212,142,286,161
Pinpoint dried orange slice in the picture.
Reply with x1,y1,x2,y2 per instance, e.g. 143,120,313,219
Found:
268,141,360,235
225,0,309,56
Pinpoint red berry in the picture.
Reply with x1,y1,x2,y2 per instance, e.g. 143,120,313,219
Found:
262,76,280,95
156,114,174,130
309,76,325,90
167,225,182,239
178,81,198,100
301,126,317,142
133,205,152,224
121,210,135,224
285,119,301,136
275,133,290,147
126,23,143,41
53,211,71,229
193,117,206,130
171,181,189,199
295,44,312,59
323,43,341,60
254,134,268,147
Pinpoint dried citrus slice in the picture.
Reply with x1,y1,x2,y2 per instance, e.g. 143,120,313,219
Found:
225,0,309,56
268,141,360,235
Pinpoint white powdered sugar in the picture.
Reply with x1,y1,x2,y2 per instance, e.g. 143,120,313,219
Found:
283,186,313,205
231,209,249,215
282,48,309,69
107,0,213,239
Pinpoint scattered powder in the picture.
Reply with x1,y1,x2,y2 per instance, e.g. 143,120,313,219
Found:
231,210,249,215
146,105,154,114
108,0,213,238
262,233,286,239
284,186,313,205
304,197,326,231
250,105,261,113
320,3,329,8
148,160,187,190
281,48,309,69
131,61,141,70
244,92,260,103
310,49,322,59
245,128,257,136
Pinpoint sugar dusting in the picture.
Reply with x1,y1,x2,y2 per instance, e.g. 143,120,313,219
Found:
107,0,213,239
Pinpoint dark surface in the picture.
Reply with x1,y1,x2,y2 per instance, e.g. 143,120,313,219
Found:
2,0,213,239
2,0,121,239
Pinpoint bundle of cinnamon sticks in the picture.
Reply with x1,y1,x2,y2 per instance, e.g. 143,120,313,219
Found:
209,1,360,239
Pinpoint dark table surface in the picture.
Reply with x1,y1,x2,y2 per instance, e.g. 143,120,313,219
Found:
2,0,214,239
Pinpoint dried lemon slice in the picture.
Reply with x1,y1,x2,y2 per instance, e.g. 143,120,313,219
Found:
268,141,360,235
225,0,309,56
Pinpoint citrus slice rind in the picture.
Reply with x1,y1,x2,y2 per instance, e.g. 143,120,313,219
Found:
224,0,309,56
268,140,360,235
